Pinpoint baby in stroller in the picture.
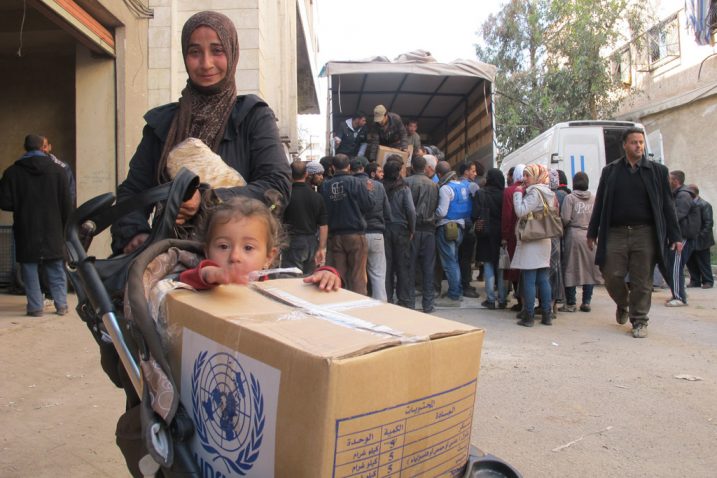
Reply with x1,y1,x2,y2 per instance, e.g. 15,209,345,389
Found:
66,171,341,477
180,196,340,291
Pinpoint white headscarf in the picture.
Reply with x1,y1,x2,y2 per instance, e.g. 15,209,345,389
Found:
513,163,526,183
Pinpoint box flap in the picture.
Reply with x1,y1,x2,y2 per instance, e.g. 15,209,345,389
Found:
168,279,480,359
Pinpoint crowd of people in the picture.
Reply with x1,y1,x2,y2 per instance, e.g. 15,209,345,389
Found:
280,128,714,339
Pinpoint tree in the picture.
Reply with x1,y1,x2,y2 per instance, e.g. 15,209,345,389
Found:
477,0,644,159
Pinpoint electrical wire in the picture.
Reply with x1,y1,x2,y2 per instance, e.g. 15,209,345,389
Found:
16,0,27,57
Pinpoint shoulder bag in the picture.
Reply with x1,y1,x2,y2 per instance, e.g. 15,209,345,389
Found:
517,189,563,241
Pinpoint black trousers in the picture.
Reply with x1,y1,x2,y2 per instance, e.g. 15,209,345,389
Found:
385,224,413,308
687,248,714,286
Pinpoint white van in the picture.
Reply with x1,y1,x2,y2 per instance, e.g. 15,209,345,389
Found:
499,121,659,192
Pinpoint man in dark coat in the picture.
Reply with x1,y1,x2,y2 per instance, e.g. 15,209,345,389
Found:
0,134,72,316
587,128,681,338
686,184,715,289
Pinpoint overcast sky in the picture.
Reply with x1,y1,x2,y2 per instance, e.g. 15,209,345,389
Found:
315,0,504,64
300,0,505,155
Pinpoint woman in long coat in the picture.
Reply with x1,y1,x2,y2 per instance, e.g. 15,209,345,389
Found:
560,172,602,312
473,168,505,308
511,164,556,326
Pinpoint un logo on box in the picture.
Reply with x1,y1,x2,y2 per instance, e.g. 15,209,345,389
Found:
192,351,265,475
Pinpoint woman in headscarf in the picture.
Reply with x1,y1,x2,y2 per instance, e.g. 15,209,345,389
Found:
511,164,556,326
473,168,505,308
560,172,602,312
111,11,291,255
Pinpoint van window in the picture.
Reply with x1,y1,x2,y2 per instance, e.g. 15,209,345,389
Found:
603,128,625,164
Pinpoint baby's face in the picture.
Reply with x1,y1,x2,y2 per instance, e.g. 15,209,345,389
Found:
206,216,276,282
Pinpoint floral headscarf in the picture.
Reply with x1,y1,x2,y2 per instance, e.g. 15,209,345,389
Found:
523,164,550,185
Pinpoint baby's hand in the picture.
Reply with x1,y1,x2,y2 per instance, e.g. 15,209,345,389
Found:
303,270,341,292
201,265,232,286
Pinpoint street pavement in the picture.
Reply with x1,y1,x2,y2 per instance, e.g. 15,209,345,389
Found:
1,281,715,477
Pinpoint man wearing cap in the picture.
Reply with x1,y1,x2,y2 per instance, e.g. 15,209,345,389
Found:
366,105,408,162
334,112,368,157
306,160,325,191
352,156,392,301
282,161,328,274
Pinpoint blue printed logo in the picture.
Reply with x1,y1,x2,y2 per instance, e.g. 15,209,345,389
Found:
192,351,265,475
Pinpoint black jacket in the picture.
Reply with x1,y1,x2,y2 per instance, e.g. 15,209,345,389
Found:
354,173,392,234
695,197,715,251
473,185,503,264
335,118,367,157
320,171,374,235
405,173,438,231
588,156,680,269
0,152,72,262
111,95,291,253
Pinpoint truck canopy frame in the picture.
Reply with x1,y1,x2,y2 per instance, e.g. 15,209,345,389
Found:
320,55,497,168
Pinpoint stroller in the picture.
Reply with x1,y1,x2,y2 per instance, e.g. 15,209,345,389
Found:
65,168,522,478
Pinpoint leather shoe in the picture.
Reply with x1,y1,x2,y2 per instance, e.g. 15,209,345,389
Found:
462,288,480,298
702,283,713,289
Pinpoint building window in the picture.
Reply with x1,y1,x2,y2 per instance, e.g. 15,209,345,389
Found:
612,47,631,85
647,15,680,68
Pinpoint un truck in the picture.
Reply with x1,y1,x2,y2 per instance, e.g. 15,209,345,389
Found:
320,55,498,171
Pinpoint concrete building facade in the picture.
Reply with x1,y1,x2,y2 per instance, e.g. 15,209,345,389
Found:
612,0,717,201
1,0,319,259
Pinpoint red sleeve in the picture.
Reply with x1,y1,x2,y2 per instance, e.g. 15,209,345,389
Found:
501,186,515,241
179,259,221,290
315,265,342,288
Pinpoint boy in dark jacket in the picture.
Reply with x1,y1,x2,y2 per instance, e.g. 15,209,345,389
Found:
0,134,72,316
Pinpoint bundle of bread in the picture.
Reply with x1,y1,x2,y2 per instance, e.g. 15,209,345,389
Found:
166,137,246,188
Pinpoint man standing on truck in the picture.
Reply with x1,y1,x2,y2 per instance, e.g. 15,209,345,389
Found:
365,105,408,162
334,112,367,157
406,119,421,158
587,128,682,338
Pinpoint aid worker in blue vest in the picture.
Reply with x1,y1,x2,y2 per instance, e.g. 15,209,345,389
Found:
434,161,472,307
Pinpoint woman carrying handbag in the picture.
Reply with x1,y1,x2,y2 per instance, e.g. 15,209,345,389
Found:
511,164,558,326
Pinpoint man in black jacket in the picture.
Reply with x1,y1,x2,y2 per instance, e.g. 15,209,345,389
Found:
686,184,715,289
0,134,72,317
321,154,374,294
587,128,681,338
334,112,367,157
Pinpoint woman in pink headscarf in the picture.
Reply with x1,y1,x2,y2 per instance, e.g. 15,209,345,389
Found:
510,164,557,327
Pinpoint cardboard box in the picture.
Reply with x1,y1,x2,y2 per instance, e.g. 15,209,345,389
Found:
376,145,411,168
166,278,484,477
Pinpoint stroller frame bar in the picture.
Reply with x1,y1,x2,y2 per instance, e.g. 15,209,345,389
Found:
102,311,142,395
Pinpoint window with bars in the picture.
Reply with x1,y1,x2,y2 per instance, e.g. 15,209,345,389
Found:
647,15,680,68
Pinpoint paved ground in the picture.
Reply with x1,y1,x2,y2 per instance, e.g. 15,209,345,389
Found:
1,283,715,477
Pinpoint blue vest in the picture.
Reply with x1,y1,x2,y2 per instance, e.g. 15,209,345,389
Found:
445,181,471,220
